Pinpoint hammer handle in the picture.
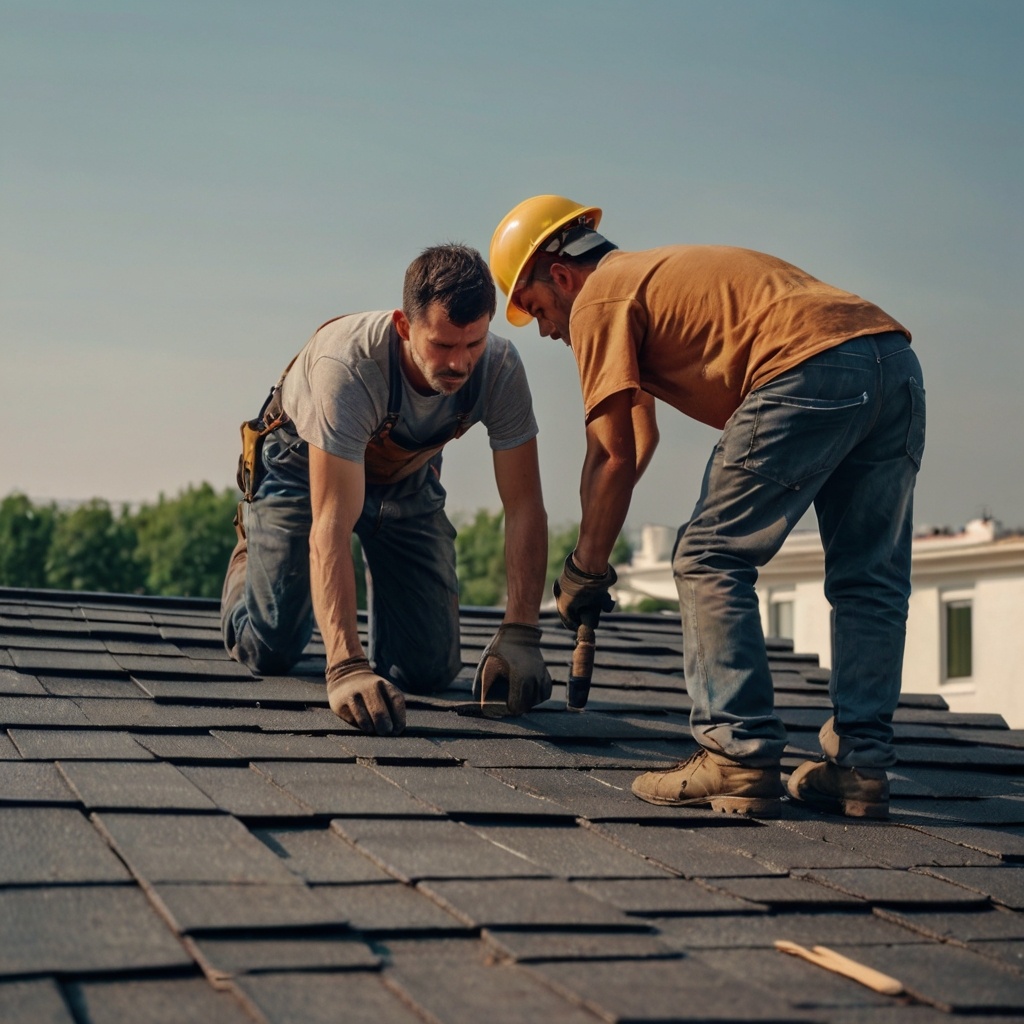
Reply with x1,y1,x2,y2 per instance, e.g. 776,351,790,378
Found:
566,621,596,711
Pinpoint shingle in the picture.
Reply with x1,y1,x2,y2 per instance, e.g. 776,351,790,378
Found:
151,881,348,933
0,886,193,976
0,732,21,759
132,731,245,760
176,765,315,818
38,675,149,699
313,882,472,934
699,821,882,870
0,806,131,884
829,940,1024,1013
57,760,217,811
781,815,1006,868
802,866,991,908
211,730,354,760
189,934,379,975
0,696,94,727
482,927,682,962
465,821,673,879
135,677,322,704
252,761,440,817
897,796,1024,826
0,668,46,695
594,822,786,878
708,875,868,911
330,817,547,883
115,654,255,680
922,865,1024,909
483,766,697,820
890,765,1024,799
572,877,768,917
0,979,76,1024
964,939,1024,973
383,937,608,1024
236,971,434,1024
877,905,1024,942
700,946,896,1012
9,729,154,760
369,763,573,819
895,743,1024,768
67,977,255,1024
416,877,650,930
92,811,302,884
336,733,461,763
252,825,395,883
8,648,124,675
906,823,1024,862
654,908,924,950
0,761,79,805
525,955,802,1022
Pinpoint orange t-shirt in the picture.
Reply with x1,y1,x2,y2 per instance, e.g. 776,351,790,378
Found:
569,246,911,429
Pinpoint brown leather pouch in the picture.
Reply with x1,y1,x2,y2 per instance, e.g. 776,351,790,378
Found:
236,385,290,502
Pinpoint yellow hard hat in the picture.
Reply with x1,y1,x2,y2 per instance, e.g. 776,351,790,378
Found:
489,195,602,326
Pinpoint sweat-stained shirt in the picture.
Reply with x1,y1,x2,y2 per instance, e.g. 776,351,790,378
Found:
568,246,911,430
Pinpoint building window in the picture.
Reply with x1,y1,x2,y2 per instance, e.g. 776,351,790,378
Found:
768,591,795,640
943,595,973,680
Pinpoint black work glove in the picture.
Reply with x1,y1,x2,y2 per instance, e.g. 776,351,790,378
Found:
326,656,406,735
472,623,553,716
553,554,616,631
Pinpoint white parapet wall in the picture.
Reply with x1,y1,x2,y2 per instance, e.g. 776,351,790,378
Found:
615,519,1024,728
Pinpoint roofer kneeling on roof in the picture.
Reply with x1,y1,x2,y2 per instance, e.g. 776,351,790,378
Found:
490,196,927,819
221,244,552,735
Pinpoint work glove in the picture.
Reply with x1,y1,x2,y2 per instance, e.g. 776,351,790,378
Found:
553,554,616,631
472,623,553,716
326,656,406,736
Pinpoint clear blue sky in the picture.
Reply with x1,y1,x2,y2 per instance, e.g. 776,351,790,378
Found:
4,0,1022,533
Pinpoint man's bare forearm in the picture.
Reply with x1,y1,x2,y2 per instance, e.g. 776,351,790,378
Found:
503,500,547,624
309,517,365,667
574,446,635,574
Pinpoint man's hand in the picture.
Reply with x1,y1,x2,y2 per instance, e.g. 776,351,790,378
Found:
553,554,616,630
473,623,552,716
326,657,406,735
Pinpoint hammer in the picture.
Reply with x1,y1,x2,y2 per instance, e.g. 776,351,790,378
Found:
566,607,600,711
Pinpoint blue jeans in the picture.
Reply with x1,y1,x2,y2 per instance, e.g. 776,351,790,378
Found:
221,427,462,693
673,332,925,769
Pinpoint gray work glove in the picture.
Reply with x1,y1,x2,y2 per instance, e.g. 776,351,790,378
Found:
326,656,406,735
472,623,553,716
553,554,616,631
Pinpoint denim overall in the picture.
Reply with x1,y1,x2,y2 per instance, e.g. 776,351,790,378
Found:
222,331,479,693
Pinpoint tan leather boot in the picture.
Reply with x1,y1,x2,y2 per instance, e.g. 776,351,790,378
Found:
786,760,889,819
631,749,783,817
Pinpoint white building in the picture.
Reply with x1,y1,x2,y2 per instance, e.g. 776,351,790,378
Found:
614,519,1024,728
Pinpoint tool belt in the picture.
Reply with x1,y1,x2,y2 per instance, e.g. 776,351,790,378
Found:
236,359,295,502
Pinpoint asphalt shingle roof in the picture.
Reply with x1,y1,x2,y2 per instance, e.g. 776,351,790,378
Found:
3,585,1024,1022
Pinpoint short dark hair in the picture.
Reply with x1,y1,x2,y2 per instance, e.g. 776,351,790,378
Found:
402,244,496,326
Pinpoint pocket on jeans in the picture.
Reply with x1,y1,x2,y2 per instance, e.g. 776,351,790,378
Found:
907,378,926,468
725,389,868,489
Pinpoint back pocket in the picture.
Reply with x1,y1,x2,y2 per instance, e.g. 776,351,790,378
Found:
725,389,868,489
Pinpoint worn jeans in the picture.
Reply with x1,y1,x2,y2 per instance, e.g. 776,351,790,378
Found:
221,427,462,693
673,332,925,769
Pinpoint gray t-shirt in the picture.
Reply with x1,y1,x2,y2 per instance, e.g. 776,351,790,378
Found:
280,310,538,464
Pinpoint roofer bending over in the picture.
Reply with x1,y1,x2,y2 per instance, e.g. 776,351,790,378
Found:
221,244,551,735
490,197,926,819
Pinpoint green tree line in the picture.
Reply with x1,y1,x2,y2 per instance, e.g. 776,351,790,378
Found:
0,489,631,606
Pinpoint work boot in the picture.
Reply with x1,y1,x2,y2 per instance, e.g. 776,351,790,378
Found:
786,759,889,819
631,749,783,817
